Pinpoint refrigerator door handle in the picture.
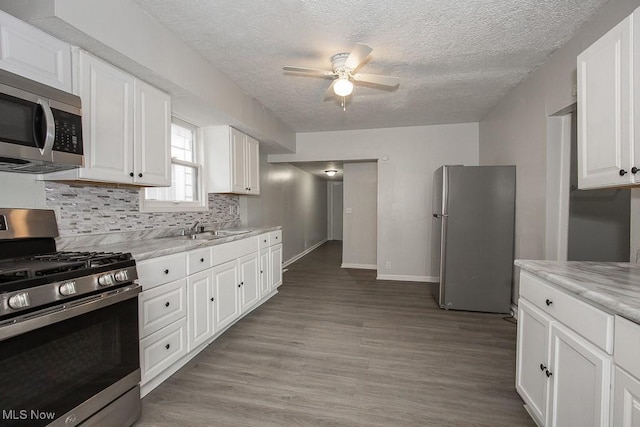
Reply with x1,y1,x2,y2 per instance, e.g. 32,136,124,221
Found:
432,213,449,218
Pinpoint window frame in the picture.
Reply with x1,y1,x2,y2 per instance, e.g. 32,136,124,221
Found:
139,117,208,213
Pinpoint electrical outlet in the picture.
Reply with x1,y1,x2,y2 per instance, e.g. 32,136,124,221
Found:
229,206,234,215
385,261,392,269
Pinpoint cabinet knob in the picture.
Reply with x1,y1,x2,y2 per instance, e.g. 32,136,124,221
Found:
545,369,553,378
164,269,169,274
210,297,214,302
238,284,241,288
165,344,171,350
138,173,143,178
260,270,263,274
165,302,170,307
620,169,628,176
545,299,552,306
200,258,204,263
540,363,546,371
632,167,639,174
129,172,134,177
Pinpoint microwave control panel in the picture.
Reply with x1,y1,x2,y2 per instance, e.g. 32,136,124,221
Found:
52,108,83,155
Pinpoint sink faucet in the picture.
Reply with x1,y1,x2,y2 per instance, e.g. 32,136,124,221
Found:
182,221,200,236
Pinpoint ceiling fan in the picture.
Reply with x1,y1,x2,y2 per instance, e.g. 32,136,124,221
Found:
283,43,399,110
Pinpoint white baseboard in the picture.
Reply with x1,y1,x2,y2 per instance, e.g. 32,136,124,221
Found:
283,239,327,268
341,263,377,270
511,302,518,319
376,274,436,283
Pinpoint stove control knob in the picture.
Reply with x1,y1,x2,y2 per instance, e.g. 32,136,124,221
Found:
8,292,30,309
59,281,77,296
98,274,114,287
114,270,129,282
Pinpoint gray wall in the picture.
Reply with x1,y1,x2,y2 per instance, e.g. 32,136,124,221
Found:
242,151,328,264
342,162,377,268
479,0,640,300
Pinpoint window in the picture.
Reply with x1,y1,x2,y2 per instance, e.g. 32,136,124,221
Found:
139,118,207,212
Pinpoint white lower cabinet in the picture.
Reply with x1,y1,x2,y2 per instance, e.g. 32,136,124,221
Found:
187,269,214,351
613,367,640,427
270,243,283,290
137,230,283,396
516,271,613,427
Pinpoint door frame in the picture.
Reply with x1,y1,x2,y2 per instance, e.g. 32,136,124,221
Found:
327,181,343,240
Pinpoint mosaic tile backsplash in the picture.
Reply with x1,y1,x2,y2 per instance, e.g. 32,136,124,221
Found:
45,182,240,236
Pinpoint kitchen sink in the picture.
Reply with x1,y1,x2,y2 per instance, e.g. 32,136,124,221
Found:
201,229,251,236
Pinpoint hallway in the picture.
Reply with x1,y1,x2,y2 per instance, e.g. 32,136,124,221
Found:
137,241,533,426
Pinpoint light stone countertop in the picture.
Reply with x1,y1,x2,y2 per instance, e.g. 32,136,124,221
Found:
515,260,640,324
60,226,281,262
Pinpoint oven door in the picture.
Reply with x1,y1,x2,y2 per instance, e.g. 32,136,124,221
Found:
0,285,141,427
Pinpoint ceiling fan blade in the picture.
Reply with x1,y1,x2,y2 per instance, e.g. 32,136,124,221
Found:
345,43,372,70
283,66,335,77
352,73,399,87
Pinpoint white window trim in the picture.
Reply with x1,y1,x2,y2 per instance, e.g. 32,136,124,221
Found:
139,118,208,213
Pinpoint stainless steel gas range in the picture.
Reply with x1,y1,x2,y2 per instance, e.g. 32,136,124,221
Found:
0,209,141,427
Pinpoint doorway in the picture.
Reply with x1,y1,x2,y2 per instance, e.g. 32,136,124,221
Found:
328,182,343,240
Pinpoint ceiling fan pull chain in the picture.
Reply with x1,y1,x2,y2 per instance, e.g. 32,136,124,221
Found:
342,96,346,112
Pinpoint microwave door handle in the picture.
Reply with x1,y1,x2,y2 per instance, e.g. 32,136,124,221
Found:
36,99,55,156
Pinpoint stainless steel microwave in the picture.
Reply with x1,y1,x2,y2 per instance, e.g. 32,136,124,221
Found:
0,68,83,173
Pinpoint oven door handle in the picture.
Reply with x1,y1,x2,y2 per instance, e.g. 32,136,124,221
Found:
0,284,141,341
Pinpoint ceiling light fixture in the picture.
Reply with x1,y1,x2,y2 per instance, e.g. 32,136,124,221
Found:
324,170,338,177
333,78,353,97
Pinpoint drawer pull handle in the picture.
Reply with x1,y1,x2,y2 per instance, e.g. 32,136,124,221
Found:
164,269,169,275
165,302,170,307
545,299,553,306
200,258,205,262
165,344,170,350
545,369,553,378
540,363,546,371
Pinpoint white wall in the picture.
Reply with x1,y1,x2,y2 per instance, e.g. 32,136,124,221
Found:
0,0,295,152
342,163,377,269
479,0,640,300
269,123,479,281
0,173,46,209
241,152,327,264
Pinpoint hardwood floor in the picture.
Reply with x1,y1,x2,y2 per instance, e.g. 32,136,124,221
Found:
136,241,534,426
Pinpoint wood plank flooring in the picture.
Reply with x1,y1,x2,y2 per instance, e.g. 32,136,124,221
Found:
136,241,534,426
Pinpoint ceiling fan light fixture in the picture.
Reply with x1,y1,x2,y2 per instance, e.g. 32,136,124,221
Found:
324,170,338,177
333,78,353,97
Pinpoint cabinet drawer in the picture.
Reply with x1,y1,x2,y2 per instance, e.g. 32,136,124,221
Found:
614,315,640,378
140,318,187,384
259,233,269,249
137,253,186,290
187,247,212,275
520,272,613,353
139,278,187,338
212,236,259,265
269,230,282,246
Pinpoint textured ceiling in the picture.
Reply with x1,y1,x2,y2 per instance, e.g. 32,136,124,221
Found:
132,0,609,133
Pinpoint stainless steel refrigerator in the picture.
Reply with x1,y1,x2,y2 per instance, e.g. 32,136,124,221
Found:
431,165,516,313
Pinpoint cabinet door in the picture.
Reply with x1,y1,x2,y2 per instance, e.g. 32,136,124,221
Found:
548,323,611,427
75,50,135,183
187,270,214,352
517,299,552,425
212,259,240,332
613,367,640,427
269,244,283,290
134,79,171,186
245,135,260,194
239,253,260,311
0,10,72,91
230,127,247,193
259,249,270,297
577,15,633,189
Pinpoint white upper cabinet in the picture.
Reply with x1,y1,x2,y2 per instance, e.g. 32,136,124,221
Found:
0,10,72,91
45,49,171,186
203,125,260,195
577,13,636,189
